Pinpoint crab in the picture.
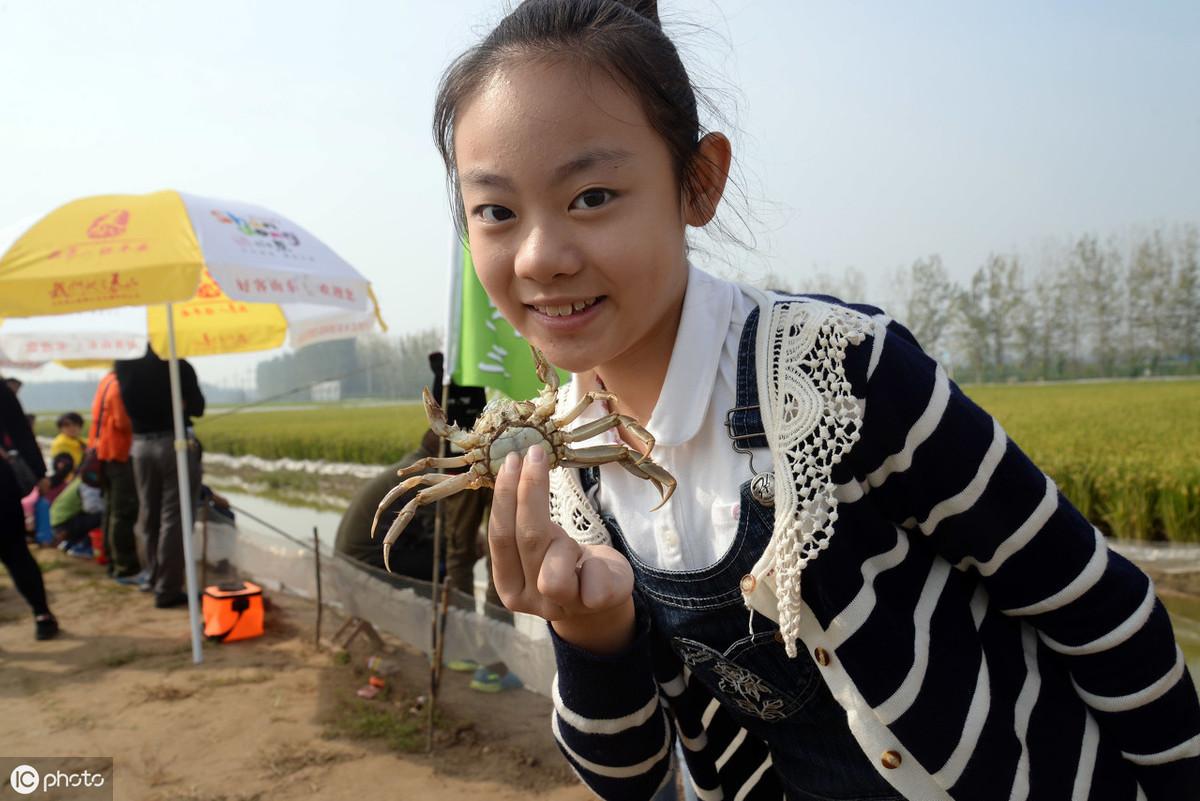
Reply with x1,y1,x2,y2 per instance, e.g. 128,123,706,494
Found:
371,346,676,571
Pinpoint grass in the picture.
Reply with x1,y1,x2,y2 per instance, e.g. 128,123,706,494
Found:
323,700,424,752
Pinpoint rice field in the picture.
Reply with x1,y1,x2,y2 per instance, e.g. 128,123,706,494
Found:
963,380,1200,542
194,402,428,464
39,378,1200,542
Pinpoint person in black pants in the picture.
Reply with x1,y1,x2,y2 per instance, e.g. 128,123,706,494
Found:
0,379,58,639
115,349,205,609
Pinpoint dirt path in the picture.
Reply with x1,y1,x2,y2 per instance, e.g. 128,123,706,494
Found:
0,549,592,801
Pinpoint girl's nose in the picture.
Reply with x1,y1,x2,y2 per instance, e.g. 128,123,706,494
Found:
513,222,582,284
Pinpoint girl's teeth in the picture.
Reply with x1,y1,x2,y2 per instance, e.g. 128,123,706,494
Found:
536,298,597,317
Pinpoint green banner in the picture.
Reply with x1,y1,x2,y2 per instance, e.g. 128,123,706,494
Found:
450,240,565,400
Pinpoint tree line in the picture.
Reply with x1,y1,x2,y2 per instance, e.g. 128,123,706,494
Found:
259,224,1197,401
777,224,1199,384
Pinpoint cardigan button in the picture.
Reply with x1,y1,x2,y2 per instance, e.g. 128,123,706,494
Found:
739,574,756,594
813,647,831,667
881,750,902,769
773,630,784,644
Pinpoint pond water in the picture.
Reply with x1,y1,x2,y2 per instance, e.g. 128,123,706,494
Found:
218,490,346,553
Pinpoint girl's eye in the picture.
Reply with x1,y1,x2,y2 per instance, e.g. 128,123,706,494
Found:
570,189,614,211
476,205,515,224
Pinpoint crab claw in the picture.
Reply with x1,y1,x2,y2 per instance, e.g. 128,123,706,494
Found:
423,386,458,440
530,345,559,393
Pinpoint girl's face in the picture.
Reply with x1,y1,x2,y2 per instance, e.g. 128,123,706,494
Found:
454,60,695,376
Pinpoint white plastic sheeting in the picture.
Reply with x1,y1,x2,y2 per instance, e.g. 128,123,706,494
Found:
197,512,558,697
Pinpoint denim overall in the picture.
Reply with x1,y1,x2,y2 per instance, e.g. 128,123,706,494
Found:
586,309,905,801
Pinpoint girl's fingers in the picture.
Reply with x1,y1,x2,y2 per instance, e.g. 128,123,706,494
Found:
578,545,635,610
514,447,554,591
487,452,526,606
538,533,583,608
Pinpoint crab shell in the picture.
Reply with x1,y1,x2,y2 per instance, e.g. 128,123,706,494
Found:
483,423,557,476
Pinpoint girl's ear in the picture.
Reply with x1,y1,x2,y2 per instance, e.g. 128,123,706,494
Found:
683,132,732,227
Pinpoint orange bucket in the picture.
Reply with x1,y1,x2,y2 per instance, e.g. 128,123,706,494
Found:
88,528,107,565
202,581,264,643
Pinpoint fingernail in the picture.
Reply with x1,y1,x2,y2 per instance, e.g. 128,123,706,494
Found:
504,452,520,475
527,446,544,465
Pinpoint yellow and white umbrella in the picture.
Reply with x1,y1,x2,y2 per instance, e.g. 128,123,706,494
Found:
0,268,383,363
0,190,386,664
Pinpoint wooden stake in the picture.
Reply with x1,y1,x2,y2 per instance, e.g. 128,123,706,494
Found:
313,526,323,649
200,503,209,590
432,576,452,694
427,379,451,754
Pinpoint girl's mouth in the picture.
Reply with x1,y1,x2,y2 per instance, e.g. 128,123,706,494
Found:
528,296,602,317
526,296,606,330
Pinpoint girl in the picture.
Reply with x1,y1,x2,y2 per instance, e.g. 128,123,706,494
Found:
432,1,1200,798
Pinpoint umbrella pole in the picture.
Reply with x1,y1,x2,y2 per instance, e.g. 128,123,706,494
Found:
166,302,205,665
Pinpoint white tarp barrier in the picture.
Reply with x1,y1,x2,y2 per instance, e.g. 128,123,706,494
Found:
198,513,557,697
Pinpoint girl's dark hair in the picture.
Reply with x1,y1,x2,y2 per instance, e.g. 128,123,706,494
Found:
433,0,711,232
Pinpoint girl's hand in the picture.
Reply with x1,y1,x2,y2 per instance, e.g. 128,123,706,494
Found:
488,447,636,655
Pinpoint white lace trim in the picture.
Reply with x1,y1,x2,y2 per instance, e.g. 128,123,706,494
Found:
758,297,872,657
548,385,611,547
547,298,874,660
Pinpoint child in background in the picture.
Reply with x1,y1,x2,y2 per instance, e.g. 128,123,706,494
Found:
50,475,103,558
432,2,1200,799
51,412,85,473
43,453,75,505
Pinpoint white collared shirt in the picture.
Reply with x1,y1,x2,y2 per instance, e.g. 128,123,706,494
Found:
563,265,769,570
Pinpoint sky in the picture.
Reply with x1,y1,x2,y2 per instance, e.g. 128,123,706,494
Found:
1,0,1197,388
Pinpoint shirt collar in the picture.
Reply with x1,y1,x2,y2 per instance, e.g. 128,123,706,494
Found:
647,265,734,446
563,264,735,447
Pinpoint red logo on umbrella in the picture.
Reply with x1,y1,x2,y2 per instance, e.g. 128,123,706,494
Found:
87,209,130,239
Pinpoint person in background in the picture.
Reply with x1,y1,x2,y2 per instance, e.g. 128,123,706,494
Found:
49,475,103,557
88,369,140,584
0,380,57,639
4,377,22,397
50,412,85,472
42,453,75,505
335,430,439,581
116,348,205,608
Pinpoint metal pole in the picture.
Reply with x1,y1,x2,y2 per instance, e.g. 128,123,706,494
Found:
166,302,204,665
313,525,323,649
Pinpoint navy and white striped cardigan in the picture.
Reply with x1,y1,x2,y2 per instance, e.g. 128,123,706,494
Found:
546,292,1200,800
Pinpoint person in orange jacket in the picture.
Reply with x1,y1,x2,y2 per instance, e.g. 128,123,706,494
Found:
88,369,140,582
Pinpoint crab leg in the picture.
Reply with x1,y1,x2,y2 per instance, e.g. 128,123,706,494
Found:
562,413,655,464
560,444,677,510
552,390,617,428
380,472,479,572
397,452,480,479
371,473,455,538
